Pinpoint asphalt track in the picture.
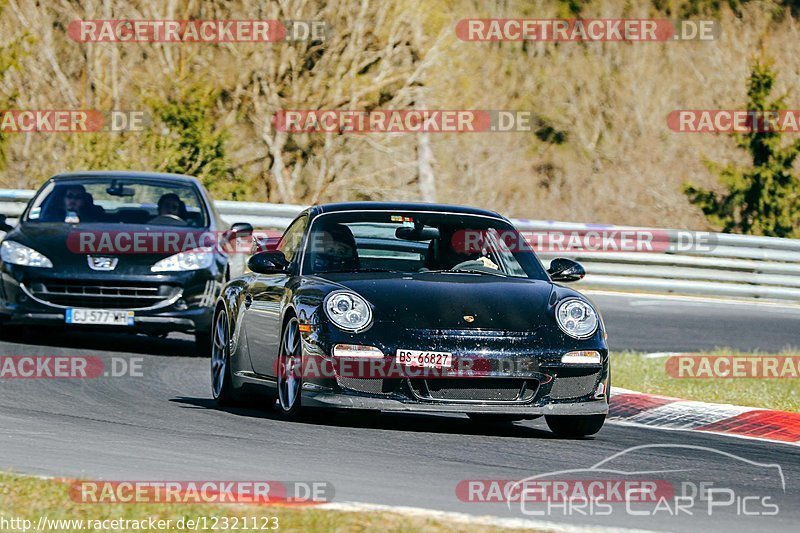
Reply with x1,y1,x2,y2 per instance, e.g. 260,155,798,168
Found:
588,292,800,353
1,292,798,532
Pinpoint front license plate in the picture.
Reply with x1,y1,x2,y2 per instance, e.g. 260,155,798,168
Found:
396,349,453,369
66,309,134,326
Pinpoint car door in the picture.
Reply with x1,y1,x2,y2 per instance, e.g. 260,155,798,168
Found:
244,215,308,377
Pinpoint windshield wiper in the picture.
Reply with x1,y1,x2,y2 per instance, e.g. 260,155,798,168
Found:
320,268,404,274
423,268,508,277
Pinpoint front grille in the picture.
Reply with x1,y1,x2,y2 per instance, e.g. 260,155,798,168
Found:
409,379,537,402
549,369,600,399
337,376,385,395
26,281,180,310
336,376,401,396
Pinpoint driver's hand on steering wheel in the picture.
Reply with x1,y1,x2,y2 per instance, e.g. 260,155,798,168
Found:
476,256,499,270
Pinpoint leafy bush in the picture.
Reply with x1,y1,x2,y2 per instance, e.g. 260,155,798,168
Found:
146,84,247,200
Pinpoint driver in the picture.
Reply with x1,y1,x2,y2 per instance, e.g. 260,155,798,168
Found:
155,193,187,220
309,223,359,272
63,185,86,215
42,184,104,223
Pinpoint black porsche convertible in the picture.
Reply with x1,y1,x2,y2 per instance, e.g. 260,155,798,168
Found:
211,202,610,437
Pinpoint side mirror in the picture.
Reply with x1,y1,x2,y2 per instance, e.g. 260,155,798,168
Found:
547,258,585,282
0,215,13,232
248,251,289,274
229,222,253,238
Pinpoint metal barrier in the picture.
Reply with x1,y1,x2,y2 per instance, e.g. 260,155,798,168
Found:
1,189,798,302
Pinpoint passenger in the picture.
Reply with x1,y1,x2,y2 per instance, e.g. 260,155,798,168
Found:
155,193,188,220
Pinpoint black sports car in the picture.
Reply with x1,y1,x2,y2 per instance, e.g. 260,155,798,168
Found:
0,171,252,354
211,202,610,437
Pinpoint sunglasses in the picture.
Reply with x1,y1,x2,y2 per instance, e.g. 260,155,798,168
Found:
65,193,83,200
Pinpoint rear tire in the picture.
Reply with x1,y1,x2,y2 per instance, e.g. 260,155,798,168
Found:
545,414,606,438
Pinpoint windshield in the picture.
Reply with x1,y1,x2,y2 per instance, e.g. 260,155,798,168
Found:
301,211,549,280
24,178,208,227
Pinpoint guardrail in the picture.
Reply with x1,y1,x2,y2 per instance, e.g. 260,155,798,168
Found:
1,189,798,302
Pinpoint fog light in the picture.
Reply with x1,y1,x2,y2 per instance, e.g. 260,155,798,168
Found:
174,299,188,311
594,381,606,398
561,350,601,364
332,344,384,359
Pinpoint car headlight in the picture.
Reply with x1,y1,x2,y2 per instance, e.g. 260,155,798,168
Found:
555,298,599,339
324,290,373,332
151,248,214,272
0,241,53,268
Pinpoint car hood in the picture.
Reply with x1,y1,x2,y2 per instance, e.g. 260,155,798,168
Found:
312,272,556,331
4,223,183,272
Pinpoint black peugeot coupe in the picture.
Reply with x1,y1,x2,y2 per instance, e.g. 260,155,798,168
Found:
211,202,610,437
0,171,252,354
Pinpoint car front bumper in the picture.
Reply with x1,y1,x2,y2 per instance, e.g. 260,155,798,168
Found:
0,264,220,334
301,388,609,415
295,321,611,415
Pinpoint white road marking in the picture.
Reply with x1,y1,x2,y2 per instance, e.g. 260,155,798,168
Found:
317,501,659,532
641,352,683,359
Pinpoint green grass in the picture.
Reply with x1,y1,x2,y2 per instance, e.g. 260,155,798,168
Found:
0,473,545,533
612,350,800,412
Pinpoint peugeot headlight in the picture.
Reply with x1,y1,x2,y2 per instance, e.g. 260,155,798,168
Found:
151,248,214,272
324,290,373,332
555,298,598,339
0,241,53,268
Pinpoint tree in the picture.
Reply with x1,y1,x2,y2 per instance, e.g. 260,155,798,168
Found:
683,60,800,237
147,84,246,200
0,10,26,171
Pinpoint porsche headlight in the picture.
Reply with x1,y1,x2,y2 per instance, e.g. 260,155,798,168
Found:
555,298,598,339
0,241,53,268
151,248,214,272
324,291,373,332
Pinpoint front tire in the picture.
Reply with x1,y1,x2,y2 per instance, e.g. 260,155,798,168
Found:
210,308,238,406
276,316,303,418
545,414,606,438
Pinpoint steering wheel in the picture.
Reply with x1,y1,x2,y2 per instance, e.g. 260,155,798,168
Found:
149,214,187,225
450,259,486,270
